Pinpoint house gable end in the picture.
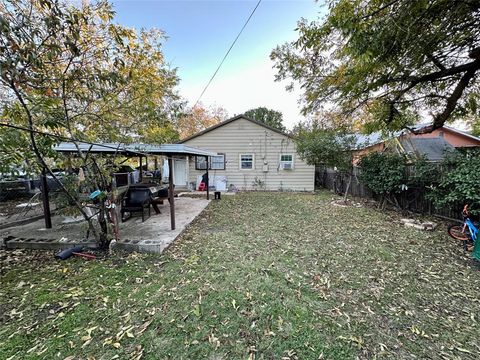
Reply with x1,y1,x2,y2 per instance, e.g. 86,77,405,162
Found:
179,115,293,143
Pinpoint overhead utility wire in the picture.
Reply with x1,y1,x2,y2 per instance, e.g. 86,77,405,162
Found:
193,0,262,108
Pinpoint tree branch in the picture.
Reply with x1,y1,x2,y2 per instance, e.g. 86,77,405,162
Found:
8,80,100,241
408,66,478,134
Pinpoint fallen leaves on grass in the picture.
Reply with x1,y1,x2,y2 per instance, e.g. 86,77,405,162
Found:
1,192,480,359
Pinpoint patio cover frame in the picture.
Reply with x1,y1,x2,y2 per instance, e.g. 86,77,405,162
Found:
53,142,217,231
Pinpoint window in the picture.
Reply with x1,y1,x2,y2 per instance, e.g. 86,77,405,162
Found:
195,156,207,170
240,154,254,170
279,154,294,170
210,154,225,170
195,154,225,170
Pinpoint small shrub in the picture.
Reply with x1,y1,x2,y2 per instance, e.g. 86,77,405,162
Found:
252,177,266,191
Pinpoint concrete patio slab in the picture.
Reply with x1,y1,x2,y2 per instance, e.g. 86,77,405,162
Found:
1,197,210,253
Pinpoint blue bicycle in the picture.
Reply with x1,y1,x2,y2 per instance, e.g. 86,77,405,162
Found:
448,205,479,259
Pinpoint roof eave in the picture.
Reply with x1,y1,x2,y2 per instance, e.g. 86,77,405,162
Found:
178,115,294,143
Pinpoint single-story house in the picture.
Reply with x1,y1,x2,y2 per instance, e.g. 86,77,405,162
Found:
352,124,480,164
172,115,315,191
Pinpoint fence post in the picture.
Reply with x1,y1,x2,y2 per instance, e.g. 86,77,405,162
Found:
40,169,52,229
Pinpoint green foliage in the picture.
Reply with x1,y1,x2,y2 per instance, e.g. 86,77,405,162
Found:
51,174,82,216
0,0,180,151
473,123,480,137
244,107,286,132
295,129,355,172
427,149,480,212
359,152,407,195
471,118,480,137
271,0,480,131
0,0,180,245
407,156,440,188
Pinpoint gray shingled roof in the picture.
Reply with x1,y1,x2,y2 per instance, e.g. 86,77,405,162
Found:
399,137,455,161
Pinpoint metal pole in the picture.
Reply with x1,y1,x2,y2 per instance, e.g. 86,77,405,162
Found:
139,156,143,183
40,168,52,229
205,156,209,200
168,157,175,230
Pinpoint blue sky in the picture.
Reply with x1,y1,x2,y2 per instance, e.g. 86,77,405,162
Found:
112,0,323,128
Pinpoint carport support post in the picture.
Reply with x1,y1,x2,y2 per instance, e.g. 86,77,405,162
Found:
168,157,175,230
40,168,52,229
205,156,209,200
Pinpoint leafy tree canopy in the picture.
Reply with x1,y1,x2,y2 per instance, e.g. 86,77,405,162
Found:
0,0,182,245
244,107,286,132
177,103,228,139
465,115,480,136
291,109,364,136
295,129,355,172
0,0,180,173
271,0,480,133
296,128,356,201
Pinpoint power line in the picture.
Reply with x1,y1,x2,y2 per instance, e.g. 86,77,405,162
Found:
193,0,262,108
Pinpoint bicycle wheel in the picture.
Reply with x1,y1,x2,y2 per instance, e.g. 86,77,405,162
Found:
447,224,469,241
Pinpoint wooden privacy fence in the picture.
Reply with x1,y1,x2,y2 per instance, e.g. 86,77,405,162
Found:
315,166,463,220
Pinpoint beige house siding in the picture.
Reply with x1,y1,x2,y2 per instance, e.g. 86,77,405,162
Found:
182,117,315,191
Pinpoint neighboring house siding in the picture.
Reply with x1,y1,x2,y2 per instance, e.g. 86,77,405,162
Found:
182,118,315,191
352,143,386,165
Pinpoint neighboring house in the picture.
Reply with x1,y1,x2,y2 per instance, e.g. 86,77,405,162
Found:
410,125,480,148
174,115,315,191
352,124,480,164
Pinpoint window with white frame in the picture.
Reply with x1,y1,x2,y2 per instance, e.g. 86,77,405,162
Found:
210,154,225,170
279,154,294,170
240,154,254,170
195,154,225,170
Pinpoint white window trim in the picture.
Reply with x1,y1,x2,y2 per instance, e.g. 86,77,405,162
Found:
279,153,294,170
210,153,226,170
239,154,255,170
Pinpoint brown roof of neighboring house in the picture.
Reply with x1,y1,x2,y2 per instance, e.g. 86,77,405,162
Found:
178,114,293,143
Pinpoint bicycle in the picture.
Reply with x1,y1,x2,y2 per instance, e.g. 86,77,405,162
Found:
447,205,479,259
83,190,120,246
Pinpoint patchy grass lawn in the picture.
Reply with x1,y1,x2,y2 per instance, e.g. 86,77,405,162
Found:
1,191,479,359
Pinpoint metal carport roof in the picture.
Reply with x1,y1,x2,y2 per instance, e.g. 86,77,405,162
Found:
53,142,217,157
52,141,217,231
